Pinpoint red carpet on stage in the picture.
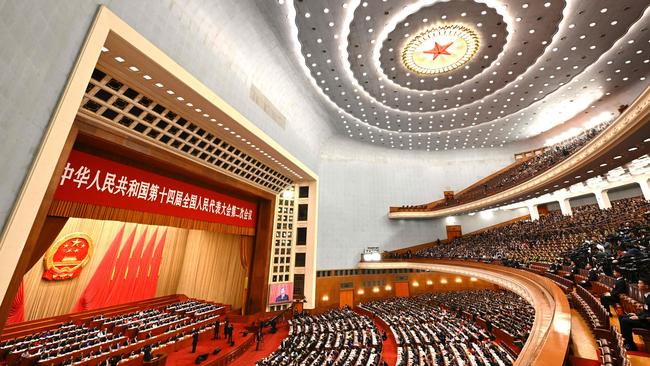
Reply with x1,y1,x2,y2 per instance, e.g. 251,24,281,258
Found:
165,323,252,365
235,322,289,365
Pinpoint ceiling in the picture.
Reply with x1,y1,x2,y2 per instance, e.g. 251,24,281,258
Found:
257,0,650,150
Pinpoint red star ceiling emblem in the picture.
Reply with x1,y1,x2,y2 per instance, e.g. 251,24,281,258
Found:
423,41,453,60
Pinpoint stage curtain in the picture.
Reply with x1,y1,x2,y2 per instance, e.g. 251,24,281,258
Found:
153,229,187,298
6,281,25,324
175,230,248,309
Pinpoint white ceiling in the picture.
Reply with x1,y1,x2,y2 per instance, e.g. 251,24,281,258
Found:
256,0,650,150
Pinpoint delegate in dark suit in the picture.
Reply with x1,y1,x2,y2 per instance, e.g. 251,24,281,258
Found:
191,330,199,353
619,278,650,351
600,270,626,316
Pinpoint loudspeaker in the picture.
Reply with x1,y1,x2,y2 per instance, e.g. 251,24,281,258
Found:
212,348,221,355
194,353,208,364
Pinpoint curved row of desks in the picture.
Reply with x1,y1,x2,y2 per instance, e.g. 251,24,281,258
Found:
358,259,571,366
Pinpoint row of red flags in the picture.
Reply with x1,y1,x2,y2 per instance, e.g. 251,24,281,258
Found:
73,225,168,311
6,225,168,325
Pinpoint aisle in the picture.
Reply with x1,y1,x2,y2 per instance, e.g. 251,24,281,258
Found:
372,316,398,366
165,323,251,365
233,322,289,365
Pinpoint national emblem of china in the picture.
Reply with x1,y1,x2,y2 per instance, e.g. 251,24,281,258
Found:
43,233,93,281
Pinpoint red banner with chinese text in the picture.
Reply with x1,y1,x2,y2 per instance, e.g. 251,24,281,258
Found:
54,150,257,228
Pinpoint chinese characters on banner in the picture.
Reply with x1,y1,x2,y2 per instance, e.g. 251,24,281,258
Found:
54,150,257,228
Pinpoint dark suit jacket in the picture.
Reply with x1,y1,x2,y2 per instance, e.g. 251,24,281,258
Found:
611,277,626,298
640,294,650,320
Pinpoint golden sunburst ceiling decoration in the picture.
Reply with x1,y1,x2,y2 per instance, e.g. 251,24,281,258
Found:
401,25,480,75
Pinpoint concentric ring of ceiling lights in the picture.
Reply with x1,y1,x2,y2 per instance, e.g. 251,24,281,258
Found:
282,0,650,149
401,25,480,75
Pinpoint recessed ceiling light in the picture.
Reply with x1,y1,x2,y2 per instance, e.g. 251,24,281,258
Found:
114,56,125,63
600,8,607,13
613,155,622,159
305,12,310,18
101,46,109,52
628,147,638,151
128,66,139,72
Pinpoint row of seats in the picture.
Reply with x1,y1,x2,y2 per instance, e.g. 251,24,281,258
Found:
570,285,610,330
0,298,224,366
256,308,381,366
414,197,649,265
397,120,612,212
420,290,534,342
596,326,630,366
360,295,517,366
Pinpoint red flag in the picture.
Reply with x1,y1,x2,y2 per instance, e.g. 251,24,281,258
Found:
105,227,137,307
132,228,158,301
72,225,125,312
6,281,25,324
119,228,147,301
145,229,167,298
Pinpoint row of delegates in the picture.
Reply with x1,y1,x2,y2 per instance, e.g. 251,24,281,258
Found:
164,300,223,317
360,297,515,366
69,314,218,366
415,197,649,264
1,322,79,357
14,304,218,365
256,308,382,366
421,290,534,342
443,120,613,207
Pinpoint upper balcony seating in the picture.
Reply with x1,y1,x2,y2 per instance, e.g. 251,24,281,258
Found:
393,120,613,214
413,197,649,265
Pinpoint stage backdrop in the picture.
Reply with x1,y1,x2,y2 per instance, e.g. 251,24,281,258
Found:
22,218,252,321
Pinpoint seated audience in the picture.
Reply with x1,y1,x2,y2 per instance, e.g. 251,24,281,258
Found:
360,293,523,366
400,121,613,212
256,308,381,366
618,276,650,351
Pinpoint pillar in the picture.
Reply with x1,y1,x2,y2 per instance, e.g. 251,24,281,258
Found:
594,190,612,210
558,198,573,216
638,178,650,201
527,204,540,221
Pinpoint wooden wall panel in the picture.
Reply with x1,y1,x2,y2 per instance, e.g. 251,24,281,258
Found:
339,290,354,309
394,282,409,298
314,271,496,311
446,225,462,241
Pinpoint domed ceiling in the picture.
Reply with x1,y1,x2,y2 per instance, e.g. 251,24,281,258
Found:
260,0,650,150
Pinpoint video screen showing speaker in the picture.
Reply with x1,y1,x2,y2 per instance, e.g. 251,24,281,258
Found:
269,282,293,305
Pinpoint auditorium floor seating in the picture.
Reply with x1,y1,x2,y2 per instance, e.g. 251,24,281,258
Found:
0,295,241,366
